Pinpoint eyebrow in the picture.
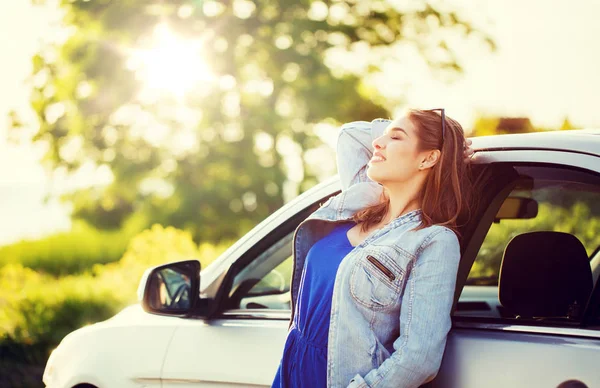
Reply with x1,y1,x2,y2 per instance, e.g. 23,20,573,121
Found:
386,126,409,137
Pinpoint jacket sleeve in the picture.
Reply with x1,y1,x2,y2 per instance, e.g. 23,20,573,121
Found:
336,119,391,191
347,229,461,388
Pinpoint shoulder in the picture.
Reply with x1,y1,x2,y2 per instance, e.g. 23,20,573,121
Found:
405,226,461,272
416,225,460,256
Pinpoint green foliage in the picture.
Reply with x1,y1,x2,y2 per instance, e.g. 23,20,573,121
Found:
0,221,137,276
17,0,493,243
0,224,230,361
470,114,580,136
560,117,578,130
0,264,118,347
470,115,500,137
91,224,230,299
470,200,600,281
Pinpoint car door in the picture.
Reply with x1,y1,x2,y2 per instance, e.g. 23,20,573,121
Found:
155,176,339,387
160,305,289,387
430,151,600,388
159,207,317,386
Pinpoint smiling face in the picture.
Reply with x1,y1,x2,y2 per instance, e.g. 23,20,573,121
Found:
366,115,439,186
360,109,471,234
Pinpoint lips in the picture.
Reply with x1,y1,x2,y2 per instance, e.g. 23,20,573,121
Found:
371,151,386,163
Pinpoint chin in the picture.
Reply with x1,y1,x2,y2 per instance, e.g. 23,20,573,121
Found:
366,169,384,185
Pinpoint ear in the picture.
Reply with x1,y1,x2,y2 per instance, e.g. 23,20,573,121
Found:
419,150,441,170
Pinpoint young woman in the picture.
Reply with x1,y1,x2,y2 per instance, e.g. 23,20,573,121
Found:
272,109,475,388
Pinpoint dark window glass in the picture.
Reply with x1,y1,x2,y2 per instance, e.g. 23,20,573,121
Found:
227,233,293,311
456,166,600,327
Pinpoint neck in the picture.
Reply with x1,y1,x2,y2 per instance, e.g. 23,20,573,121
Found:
381,175,426,224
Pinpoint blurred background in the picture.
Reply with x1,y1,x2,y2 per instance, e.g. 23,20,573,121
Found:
1,0,599,386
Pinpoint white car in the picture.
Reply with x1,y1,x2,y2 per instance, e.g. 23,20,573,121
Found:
44,130,600,388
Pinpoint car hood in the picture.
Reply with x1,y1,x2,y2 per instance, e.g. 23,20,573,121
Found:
58,303,176,348
45,304,181,387
104,303,152,324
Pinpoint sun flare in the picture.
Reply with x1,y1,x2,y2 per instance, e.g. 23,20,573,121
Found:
128,24,214,98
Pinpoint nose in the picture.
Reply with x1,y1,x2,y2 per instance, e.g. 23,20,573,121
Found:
372,135,386,150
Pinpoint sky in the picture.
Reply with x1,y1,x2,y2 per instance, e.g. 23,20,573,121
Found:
0,1,71,245
1,0,600,245
405,0,600,128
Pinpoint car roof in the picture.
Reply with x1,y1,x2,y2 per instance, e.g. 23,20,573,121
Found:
471,129,600,157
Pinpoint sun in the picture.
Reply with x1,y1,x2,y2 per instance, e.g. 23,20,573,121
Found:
128,24,214,98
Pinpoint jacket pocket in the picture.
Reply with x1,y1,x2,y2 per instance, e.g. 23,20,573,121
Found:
367,255,395,281
350,250,405,310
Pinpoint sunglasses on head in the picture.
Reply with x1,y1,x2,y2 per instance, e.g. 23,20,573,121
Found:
426,108,446,144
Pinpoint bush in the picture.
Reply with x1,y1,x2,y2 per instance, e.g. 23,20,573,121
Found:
90,224,225,306
0,222,133,276
0,264,119,348
0,224,231,361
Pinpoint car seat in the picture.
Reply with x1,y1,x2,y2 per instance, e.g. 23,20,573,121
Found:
498,231,593,320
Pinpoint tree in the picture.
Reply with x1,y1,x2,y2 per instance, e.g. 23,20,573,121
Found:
16,0,493,243
560,117,577,130
471,116,534,137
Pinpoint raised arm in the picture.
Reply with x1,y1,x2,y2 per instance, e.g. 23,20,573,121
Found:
347,228,461,388
336,119,391,191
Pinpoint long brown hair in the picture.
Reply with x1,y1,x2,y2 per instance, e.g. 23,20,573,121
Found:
351,109,474,239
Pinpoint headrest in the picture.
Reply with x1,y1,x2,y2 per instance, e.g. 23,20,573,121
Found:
499,231,592,318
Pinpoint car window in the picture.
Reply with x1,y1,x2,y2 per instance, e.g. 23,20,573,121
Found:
455,165,600,326
226,232,294,311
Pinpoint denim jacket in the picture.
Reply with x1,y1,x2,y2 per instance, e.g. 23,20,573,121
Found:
289,119,461,388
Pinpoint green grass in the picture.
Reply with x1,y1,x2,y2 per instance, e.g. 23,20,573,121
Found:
0,222,134,276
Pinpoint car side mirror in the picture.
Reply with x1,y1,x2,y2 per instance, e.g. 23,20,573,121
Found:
138,260,201,316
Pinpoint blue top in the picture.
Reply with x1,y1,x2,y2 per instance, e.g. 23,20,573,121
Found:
272,222,355,388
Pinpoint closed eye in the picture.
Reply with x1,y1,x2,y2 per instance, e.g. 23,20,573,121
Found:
387,126,409,139
386,130,404,140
